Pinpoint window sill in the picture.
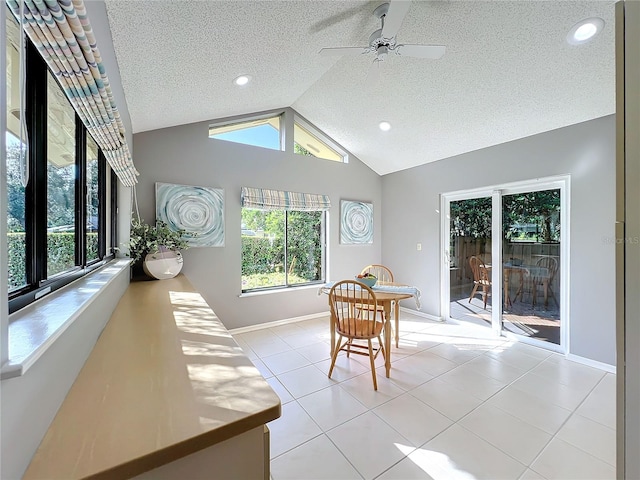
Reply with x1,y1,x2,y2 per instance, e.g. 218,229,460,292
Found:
239,283,323,298
1,259,130,380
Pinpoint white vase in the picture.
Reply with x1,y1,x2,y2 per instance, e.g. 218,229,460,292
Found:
143,246,183,280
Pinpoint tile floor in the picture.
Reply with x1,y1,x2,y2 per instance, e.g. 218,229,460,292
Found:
232,312,616,480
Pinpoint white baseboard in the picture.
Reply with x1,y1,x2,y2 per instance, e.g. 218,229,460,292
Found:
566,353,616,373
229,311,329,334
399,306,443,322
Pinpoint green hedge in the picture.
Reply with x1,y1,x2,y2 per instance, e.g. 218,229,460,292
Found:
7,232,98,290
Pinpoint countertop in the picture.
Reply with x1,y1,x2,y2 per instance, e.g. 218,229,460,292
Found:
23,274,281,479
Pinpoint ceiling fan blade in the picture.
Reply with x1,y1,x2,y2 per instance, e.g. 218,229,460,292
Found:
381,0,412,39
319,46,370,56
309,5,366,34
395,44,446,59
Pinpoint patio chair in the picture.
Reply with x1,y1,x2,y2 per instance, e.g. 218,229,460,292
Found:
531,256,559,308
328,280,385,390
469,255,491,309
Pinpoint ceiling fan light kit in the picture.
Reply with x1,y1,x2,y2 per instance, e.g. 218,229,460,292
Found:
318,1,446,64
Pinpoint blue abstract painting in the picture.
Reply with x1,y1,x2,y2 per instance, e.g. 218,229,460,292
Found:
156,183,225,247
340,200,373,244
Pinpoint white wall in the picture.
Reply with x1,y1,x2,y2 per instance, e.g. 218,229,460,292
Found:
0,2,134,478
132,111,382,329
381,116,616,366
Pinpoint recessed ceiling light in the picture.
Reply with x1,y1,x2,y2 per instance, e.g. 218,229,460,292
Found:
233,75,251,86
567,18,604,45
379,121,391,131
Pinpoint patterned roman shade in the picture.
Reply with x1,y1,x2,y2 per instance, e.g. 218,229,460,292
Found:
241,187,331,211
7,0,139,186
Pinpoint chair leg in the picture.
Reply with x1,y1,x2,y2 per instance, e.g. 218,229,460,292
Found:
368,339,378,391
469,283,479,303
377,336,386,361
328,335,342,379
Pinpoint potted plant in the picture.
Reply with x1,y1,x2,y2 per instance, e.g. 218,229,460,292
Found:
126,219,190,279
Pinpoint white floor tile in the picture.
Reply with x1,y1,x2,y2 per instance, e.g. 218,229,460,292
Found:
556,413,616,466
282,331,328,349
530,357,605,391
295,341,332,363
376,455,436,480
316,354,373,383
271,434,362,480
381,357,435,391
399,349,459,377
374,393,453,447
409,377,485,421
269,401,323,458
261,349,312,375
265,376,294,404
269,323,308,338
243,316,615,480
487,386,572,435
437,365,508,400
298,385,368,431
530,438,616,480
277,365,336,398
509,372,592,410
251,357,274,379
396,331,442,353
428,342,488,364
575,375,616,429
486,345,547,371
252,337,295,357
327,411,413,479
339,372,407,409
465,354,528,383
419,424,527,479
519,468,548,479
459,403,552,465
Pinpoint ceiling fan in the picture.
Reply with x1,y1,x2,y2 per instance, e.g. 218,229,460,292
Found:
319,1,446,66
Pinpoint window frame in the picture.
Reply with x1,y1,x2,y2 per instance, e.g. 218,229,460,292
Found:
240,208,327,293
208,112,284,151
293,114,348,163
6,30,116,314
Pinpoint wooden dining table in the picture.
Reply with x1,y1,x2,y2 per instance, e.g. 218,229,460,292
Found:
320,281,414,378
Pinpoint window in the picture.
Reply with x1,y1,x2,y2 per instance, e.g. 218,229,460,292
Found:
294,119,346,163
240,187,329,292
209,114,282,150
5,9,116,313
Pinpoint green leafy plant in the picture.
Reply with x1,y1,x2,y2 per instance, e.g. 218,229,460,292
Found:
126,220,190,264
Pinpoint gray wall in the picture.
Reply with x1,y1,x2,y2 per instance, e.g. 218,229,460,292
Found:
132,110,382,330
1,3,134,478
381,115,616,365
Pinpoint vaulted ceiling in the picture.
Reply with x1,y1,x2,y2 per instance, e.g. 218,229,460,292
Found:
104,0,615,176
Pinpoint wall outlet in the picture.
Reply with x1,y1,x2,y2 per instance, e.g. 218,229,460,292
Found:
417,243,422,251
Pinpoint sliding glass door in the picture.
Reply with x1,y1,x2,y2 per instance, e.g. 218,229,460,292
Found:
501,189,562,345
442,177,567,351
448,196,493,329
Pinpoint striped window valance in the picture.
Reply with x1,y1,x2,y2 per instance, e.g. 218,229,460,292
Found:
241,187,331,211
7,0,139,186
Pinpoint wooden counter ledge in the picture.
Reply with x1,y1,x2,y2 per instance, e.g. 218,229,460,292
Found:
23,275,281,479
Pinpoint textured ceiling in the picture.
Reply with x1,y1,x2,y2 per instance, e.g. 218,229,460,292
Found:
104,0,615,176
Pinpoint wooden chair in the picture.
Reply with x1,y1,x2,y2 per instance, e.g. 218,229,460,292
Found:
532,256,559,307
328,280,386,390
468,255,491,309
359,264,400,347
360,264,394,283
